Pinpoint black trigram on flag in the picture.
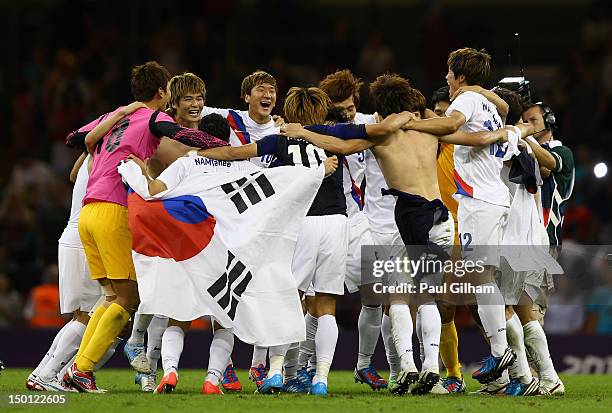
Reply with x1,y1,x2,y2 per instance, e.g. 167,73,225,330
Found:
207,251,252,320
221,172,275,214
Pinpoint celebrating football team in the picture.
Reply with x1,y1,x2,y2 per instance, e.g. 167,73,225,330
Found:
25,46,574,398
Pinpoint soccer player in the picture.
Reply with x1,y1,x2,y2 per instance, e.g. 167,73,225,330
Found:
200,70,281,388
62,61,228,393
202,70,282,168
318,70,387,391
27,102,146,392
122,73,207,392
402,48,517,385
487,88,542,396
283,74,512,394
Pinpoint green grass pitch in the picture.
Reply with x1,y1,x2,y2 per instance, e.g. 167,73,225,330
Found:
0,369,610,412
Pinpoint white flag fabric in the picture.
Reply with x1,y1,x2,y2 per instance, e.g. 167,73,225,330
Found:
118,156,324,346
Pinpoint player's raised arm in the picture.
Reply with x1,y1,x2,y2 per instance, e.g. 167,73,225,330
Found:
149,110,229,149
451,85,509,123
84,102,147,153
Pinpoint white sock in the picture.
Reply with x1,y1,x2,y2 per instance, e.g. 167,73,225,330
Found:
161,326,184,375
475,282,507,357
418,304,441,373
57,354,76,380
381,313,400,380
127,313,154,346
32,320,73,376
506,313,532,383
39,320,86,380
312,314,338,385
251,346,268,368
389,304,416,372
147,316,168,375
416,308,425,365
206,328,234,385
356,305,382,370
268,344,289,377
95,337,123,370
298,312,318,367
283,342,299,380
523,320,559,382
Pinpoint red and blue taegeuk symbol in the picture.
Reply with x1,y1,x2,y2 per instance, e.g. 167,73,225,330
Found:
128,190,216,261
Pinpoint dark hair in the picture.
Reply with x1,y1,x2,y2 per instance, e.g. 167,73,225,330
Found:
325,106,351,124
199,113,231,142
431,86,450,108
240,70,277,100
522,102,541,114
130,61,171,101
493,87,522,125
369,73,426,118
447,48,491,86
319,69,363,107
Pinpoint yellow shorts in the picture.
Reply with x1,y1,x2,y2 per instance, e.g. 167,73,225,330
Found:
78,202,137,281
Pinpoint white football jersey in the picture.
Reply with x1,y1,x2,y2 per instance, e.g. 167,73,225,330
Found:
157,154,260,192
58,155,90,247
341,112,373,219
201,107,280,168
446,91,510,207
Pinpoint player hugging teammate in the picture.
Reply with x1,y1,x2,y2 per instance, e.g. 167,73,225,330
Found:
27,46,571,398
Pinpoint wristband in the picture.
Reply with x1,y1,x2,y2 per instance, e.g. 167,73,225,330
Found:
188,150,198,157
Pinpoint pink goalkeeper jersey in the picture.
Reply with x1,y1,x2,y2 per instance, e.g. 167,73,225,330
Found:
82,107,167,207
66,106,229,208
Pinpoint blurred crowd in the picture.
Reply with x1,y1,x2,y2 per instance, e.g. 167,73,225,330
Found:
1,0,610,333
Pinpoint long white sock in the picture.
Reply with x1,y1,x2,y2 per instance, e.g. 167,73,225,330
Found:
161,326,184,375
416,308,425,365
251,346,268,368
389,304,416,372
418,304,441,373
268,344,289,377
147,316,168,375
57,354,76,380
39,320,86,380
381,313,400,380
506,314,532,383
475,282,507,357
312,314,338,385
127,313,154,346
356,305,382,370
283,342,299,380
298,313,318,367
95,337,123,370
32,321,73,376
206,328,233,385
523,320,558,382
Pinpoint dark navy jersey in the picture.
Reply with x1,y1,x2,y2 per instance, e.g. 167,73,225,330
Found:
256,123,367,216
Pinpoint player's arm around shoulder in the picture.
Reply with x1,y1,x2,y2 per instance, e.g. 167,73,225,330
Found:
281,123,372,155
438,127,507,146
198,143,258,161
404,109,465,135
